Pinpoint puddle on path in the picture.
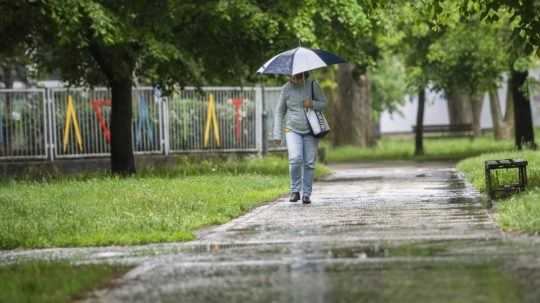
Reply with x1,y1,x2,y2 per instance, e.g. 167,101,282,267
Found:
327,242,450,259
319,176,384,183
83,239,540,302
138,259,534,303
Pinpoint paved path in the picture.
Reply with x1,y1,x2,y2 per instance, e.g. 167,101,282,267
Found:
200,162,500,244
3,162,540,302
82,163,540,302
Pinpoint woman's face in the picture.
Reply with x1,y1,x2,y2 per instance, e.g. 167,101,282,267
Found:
289,73,303,84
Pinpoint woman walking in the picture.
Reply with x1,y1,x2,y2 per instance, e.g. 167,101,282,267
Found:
272,72,327,204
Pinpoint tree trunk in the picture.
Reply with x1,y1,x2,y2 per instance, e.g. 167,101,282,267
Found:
332,65,350,146
89,42,137,175
333,63,375,147
488,89,512,140
358,72,375,146
510,69,536,149
110,77,136,175
470,94,484,137
321,79,337,144
415,86,426,156
445,87,472,126
504,76,515,133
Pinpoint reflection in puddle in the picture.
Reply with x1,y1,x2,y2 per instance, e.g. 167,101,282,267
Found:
167,260,529,303
327,242,450,259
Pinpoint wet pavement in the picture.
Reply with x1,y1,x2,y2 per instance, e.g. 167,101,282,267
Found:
2,162,540,302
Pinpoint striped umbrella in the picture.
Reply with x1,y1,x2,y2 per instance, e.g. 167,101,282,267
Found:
257,47,346,75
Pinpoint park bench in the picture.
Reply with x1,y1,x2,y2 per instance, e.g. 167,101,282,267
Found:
412,123,474,138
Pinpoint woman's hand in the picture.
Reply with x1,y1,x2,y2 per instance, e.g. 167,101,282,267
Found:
303,99,313,109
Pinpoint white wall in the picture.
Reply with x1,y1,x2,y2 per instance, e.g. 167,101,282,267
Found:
380,71,540,134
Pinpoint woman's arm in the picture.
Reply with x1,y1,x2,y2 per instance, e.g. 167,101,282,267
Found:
311,80,327,111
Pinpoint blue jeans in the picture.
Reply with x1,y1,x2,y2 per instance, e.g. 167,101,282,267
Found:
285,131,318,197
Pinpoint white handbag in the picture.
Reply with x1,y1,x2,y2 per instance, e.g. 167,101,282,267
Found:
305,80,330,138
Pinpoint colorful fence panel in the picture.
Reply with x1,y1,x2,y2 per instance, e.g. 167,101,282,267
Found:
0,85,283,161
167,87,258,153
51,87,162,158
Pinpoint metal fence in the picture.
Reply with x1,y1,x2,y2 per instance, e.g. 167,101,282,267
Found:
0,86,284,161
263,87,287,151
0,89,48,160
168,87,258,153
50,87,163,158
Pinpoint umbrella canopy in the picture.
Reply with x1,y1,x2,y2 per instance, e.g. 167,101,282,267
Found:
257,47,346,75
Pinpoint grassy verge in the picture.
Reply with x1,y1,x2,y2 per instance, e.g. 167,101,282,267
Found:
457,151,540,233
325,135,514,162
0,156,331,249
0,261,130,303
145,154,332,177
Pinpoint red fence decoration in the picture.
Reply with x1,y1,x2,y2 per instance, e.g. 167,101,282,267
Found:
91,99,112,144
228,98,244,144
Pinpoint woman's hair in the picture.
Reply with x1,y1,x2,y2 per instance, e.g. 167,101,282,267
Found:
292,71,310,79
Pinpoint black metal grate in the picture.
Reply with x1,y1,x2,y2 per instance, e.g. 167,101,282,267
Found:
484,159,528,205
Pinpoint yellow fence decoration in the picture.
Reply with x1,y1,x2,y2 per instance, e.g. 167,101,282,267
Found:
63,95,84,152
203,93,220,147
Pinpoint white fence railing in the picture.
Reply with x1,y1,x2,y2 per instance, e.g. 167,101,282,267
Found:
263,87,285,152
167,87,259,153
0,89,48,160
0,86,285,161
50,87,164,158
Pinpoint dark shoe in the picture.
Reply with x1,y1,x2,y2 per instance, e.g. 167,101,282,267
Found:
302,196,311,204
289,192,300,202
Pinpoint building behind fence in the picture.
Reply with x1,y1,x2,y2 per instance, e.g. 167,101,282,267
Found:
0,86,285,161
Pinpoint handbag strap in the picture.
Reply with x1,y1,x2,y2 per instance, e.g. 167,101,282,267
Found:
311,80,314,101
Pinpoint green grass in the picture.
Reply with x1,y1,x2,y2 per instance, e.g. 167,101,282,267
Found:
497,188,540,233
325,135,515,162
0,261,130,303
457,151,540,192
0,156,331,249
142,154,332,177
457,150,540,233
